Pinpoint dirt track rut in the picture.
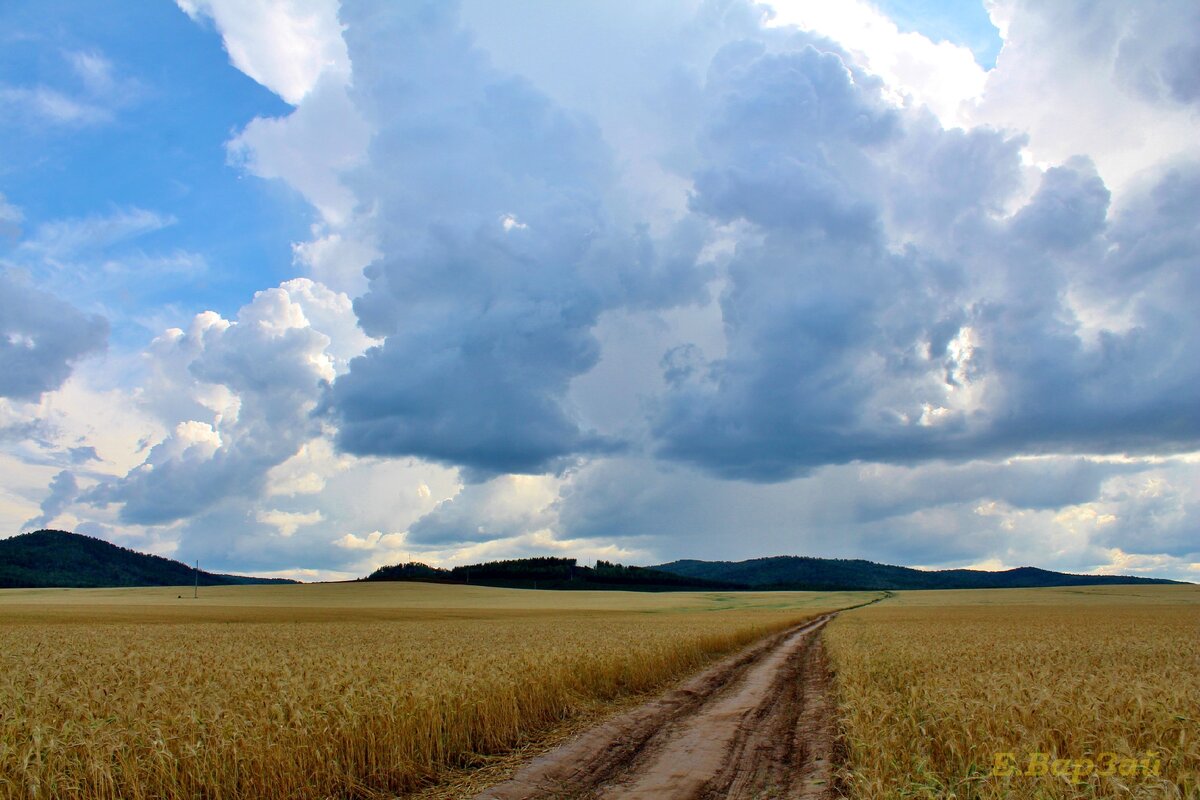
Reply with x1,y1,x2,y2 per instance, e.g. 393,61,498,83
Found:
475,614,839,800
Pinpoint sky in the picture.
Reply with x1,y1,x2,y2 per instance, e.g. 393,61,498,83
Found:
1,0,1197,582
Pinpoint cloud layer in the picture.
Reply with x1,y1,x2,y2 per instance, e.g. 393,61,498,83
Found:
324,1,1200,487
323,1,709,477
2,0,1197,581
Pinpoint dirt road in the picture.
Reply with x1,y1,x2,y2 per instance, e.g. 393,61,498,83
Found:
475,614,839,800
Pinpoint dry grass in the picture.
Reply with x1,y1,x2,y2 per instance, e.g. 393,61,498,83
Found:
0,582,864,799
825,585,1200,799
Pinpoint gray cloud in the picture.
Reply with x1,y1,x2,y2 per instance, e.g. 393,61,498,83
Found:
980,1,1200,113
318,0,1200,510
1088,468,1199,558
554,454,1184,570
1103,1,1200,108
324,0,709,477
22,470,79,531
406,476,556,546
68,446,100,465
0,273,108,400
649,33,1200,481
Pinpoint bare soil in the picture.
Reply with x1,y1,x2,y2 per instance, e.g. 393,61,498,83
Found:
474,614,840,800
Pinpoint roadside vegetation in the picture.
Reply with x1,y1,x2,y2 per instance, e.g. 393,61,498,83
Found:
825,585,1200,798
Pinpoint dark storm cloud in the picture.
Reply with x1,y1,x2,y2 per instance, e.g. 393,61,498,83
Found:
317,0,1199,489
649,36,1200,481
324,0,708,477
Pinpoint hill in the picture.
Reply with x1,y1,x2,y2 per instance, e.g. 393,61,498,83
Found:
0,530,296,588
363,556,739,591
650,556,1185,591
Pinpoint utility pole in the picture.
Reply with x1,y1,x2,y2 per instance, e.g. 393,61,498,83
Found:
194,560,199,599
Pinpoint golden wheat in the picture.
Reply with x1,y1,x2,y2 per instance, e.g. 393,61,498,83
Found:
826,585,1200,799
0,582,859,799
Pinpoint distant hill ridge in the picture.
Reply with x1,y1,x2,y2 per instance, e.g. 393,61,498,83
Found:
2,531,1185,591
364,556,736,591
0,530,295,588
650,556,1184,591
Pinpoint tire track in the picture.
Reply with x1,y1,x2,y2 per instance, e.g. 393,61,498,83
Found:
475,613,841,800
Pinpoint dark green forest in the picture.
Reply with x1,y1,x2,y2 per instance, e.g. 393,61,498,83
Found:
651,556,1183,591
0,530,294,588
363,556,739,591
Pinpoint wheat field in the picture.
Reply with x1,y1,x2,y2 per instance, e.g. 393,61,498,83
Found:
0,582,863,799
825,585,1200,799
7,580,1195,799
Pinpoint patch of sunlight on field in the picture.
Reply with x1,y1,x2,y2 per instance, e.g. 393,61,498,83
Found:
0,582,873,799
826,584,1200,799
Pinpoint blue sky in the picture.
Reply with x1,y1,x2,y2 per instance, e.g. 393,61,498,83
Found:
1,0,1198,582
0,0,307,339
874,0,1001,66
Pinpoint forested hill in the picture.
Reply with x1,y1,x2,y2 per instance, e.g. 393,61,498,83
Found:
8,531,1180,592
363,556,739,591
0,530,296,588
651,556,1185,591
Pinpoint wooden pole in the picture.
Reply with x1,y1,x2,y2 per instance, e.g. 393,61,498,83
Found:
194,560,198,599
